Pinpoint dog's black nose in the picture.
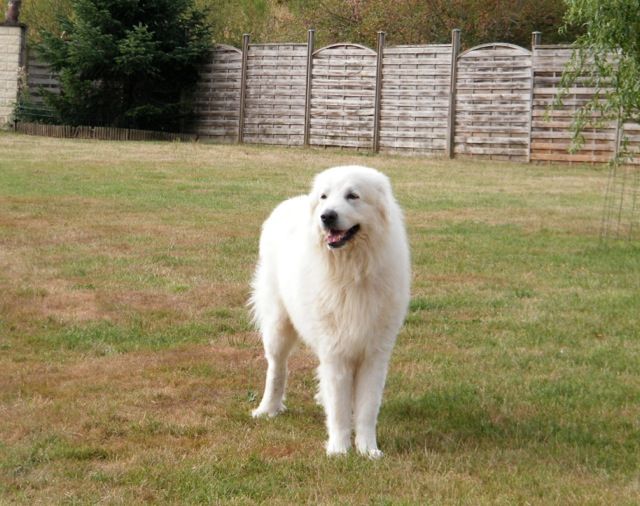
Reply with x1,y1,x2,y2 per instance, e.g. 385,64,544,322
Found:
320,210,337,227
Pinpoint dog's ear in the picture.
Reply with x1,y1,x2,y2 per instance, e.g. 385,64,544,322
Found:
308,185,320,215
308,193,317,216
372,178,392,226
309,173,322,205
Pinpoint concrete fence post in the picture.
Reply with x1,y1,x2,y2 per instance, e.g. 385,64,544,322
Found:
238,33,250,143
304,29,315,147
446,29,461,159
527,32,541,162
372,31,385,153
531,31,542,49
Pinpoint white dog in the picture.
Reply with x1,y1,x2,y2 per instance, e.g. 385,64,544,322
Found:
250,165,410,457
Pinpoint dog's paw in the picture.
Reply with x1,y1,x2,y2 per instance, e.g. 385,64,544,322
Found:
251,403,286,418
355,437,384,459
363,448,384,459
325,439,350,456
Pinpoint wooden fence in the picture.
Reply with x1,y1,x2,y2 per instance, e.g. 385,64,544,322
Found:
24,30,640,164
454,43,533,161
26,54,59,106
15,121,196,142
379,38,452,154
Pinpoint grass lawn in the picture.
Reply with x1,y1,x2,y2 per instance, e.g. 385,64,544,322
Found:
0,132,638,504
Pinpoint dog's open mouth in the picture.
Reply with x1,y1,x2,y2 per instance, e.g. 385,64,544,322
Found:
326,224,360,249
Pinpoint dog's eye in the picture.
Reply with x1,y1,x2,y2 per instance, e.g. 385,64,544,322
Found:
346,192,359,200
320,194,327,200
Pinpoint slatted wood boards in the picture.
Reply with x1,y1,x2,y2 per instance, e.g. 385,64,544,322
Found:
26,52,59,105
309,43,377,149
192,44,242,143
530,45,618,163
379,44,452,153
22,30,640,164
454,43,533,161
622,123,640,165
243,43,308,145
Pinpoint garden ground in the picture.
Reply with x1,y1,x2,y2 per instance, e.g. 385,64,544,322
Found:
0,133,638,504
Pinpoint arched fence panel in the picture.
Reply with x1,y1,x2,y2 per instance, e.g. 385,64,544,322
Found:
309,44,377,149
379,44,452,154
454,43,532,161
7,25,640,165
243,43,308,146
530,45,618,163
192,44,242,143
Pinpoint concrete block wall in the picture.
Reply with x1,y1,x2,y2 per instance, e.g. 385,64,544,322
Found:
0,24,26,127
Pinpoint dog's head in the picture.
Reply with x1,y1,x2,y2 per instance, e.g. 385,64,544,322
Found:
310,166,394,250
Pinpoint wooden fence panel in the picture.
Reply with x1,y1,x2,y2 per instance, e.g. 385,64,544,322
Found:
192,44,242,143
530,46,618,163
379,44,452,154
454,43,532,161
243,44,308,146
18,36,640,165
26,52,60,106
622,123,640,165
309,44,377,149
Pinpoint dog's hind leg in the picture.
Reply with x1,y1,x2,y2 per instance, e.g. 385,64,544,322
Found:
252,311,297,418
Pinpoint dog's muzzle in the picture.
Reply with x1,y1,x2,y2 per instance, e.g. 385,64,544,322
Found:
324,224,360,249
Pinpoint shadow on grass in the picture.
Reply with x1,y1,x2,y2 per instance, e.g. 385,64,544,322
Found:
381,383,639,473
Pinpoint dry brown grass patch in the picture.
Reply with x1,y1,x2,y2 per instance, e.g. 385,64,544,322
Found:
1,344,259,446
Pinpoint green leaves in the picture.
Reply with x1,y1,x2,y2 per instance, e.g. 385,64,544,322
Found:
36,0,212,130
562,0,640,156
115,24,160,76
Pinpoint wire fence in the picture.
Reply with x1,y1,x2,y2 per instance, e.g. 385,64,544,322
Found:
14,103,57,124
601,163,640,242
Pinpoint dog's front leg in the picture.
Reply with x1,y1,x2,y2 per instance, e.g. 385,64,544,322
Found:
318,359,353,455
353,350,391,458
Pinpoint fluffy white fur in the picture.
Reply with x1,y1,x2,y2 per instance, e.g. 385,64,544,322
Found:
250,165,411,458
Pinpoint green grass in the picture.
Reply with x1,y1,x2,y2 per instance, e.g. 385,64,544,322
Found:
0,133,639,504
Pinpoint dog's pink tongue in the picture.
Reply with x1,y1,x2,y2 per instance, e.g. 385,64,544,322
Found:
326,230,346,244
